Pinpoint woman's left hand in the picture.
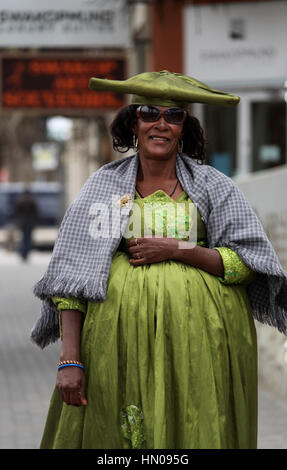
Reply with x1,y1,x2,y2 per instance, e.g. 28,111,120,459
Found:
127,237,179,266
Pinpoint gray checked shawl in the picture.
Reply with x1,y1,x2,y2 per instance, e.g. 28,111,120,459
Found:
31,152,287,348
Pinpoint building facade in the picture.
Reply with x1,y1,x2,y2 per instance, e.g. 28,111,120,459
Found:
149,0,286,177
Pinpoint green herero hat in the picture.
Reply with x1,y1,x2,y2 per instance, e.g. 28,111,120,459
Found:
88,70,240,109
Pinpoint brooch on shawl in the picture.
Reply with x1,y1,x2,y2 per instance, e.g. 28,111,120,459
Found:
114,194,133,208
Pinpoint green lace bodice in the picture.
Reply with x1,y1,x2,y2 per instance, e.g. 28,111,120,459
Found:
118,189,206,252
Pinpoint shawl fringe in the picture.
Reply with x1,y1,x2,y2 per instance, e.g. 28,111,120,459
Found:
31,276,107,348
248,275,287,335
33,275,107,301
30,299,60,349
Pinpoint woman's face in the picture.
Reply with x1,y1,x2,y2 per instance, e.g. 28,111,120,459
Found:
133,105,184,162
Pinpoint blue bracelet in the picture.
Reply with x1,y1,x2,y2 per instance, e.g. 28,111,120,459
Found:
58,364,85,371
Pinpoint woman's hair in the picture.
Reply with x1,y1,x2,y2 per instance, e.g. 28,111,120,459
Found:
110,104,206,163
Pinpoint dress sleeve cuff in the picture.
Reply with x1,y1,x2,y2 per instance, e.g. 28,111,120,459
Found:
51,296,87,314
51,297,86,341
214,247,256,285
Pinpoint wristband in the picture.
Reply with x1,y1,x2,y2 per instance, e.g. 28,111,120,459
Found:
58,364,85,371
57,360,84,371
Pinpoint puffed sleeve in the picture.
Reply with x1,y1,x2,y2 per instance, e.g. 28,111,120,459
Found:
214,247,256,285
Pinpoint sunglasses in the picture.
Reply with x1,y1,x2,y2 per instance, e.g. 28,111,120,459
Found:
136,105,186,125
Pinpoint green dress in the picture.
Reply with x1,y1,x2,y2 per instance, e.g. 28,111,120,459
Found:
41,190,258,449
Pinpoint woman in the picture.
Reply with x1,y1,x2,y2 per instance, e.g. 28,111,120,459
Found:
32,71,287,449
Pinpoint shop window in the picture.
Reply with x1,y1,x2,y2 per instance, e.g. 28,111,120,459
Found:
203,105,237,177
252,102,285,172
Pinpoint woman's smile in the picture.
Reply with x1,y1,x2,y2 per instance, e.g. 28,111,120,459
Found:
149,135,170,142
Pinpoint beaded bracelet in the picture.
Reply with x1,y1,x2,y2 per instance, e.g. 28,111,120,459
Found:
57,360,85,371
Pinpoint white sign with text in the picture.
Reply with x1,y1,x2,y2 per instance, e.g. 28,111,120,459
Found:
0,0,130,48
184,1,287,88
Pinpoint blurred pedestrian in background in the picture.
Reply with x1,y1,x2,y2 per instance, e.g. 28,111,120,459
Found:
13,188,40,261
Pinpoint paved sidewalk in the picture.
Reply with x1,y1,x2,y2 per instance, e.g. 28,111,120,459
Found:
0,249,286,449
258,387,287,449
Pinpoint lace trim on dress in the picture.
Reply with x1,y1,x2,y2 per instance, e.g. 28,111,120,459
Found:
214,247,256,285
120,405,146,449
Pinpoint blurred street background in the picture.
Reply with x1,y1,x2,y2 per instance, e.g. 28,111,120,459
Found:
0,0,287,449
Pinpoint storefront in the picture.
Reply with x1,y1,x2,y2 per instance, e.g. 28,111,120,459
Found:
184,0,287,176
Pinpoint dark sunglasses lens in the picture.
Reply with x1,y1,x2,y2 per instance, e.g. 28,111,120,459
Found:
139,106,160,122
165,108,186,124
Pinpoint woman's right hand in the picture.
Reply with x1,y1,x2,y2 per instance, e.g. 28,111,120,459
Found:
56,309,87,407
56,366,88,407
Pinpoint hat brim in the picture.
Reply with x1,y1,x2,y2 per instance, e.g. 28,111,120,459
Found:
88,71,240,107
